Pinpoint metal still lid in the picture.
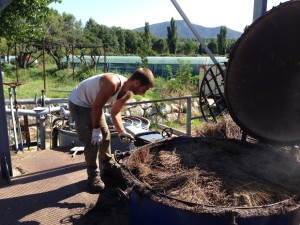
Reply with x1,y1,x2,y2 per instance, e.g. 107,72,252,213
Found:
225,1,300,145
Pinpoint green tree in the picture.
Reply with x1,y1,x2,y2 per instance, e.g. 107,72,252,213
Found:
217,26,227,55
78,20,104,69
0,0,61,41
0,38,15,65
226,39,237,54
0,0,62,68
83,18,103,49
144,22,151,52
43,10,83,69
167,60,198,122
152,38,167,54
207,40,218,54
61,13,83,67
99,25,119,54
84,18,102,44
124,30,139,54
136,31,148,67
42,10,65,68
198,43,204,55
0,38,8,60
167,17,178,54
114,27,125,55
181,40,196,55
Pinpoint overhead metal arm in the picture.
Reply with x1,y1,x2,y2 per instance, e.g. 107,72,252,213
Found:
0,0,13,12
170,0,219,65
253,0,268,22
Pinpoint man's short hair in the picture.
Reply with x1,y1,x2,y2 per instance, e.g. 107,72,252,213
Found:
129,68,154,87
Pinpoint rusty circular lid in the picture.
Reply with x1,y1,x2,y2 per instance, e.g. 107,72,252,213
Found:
225,1,300,145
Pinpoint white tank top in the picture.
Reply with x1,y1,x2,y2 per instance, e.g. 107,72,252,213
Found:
69,73,127,108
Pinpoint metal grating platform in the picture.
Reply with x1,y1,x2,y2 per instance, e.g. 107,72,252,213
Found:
0,149,129,225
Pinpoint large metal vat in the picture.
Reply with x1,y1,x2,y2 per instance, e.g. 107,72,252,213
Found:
120,137,300,225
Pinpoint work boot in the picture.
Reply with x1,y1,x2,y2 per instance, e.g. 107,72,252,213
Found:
102,157,121,178
88,176,105,191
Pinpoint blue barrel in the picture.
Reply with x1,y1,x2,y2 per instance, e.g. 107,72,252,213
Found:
129,190,300,225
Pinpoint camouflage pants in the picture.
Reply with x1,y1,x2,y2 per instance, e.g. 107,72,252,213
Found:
69,101,113,178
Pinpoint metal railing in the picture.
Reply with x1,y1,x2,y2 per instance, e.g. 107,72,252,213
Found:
116,95,201,136
5,95,202,150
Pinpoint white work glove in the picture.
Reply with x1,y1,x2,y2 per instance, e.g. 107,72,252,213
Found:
118,130,134,143
91,128,102,145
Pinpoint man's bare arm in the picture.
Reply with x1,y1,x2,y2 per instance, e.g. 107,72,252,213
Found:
92,75,118,129
110,92,132,133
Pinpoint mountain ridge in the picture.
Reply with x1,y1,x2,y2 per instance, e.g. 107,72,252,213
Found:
134,20,242,39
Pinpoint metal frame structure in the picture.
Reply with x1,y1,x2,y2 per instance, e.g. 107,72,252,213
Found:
10,40,107,92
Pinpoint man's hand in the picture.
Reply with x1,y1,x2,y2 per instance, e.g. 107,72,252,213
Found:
118,130,134,143
91,128,102,145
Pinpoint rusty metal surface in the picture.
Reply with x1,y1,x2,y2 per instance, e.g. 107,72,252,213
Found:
0,149,98,225
225,0,300,145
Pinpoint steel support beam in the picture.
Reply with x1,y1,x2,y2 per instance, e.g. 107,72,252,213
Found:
0,0,14,183
0,62,13,182
0,0,13,12
253,0,268,22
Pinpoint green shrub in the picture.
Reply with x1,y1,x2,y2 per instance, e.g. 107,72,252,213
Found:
74,65,103,82
1,63,16,78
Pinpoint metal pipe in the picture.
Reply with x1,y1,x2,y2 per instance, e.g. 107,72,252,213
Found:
72,45,75,80
12,87,23,151
8,88,19,151
38,116,46,149
23,115,31,149
42,37,46,92
5,98,36,104
41,89,45,107
5,97,70,105
14,42,18,83
44,98,69,104
6,106,61,117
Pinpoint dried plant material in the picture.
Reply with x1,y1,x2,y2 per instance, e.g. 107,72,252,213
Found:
194,113,256,142
127,138,300,207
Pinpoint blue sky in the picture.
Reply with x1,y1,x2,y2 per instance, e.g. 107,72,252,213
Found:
49,0,289,32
